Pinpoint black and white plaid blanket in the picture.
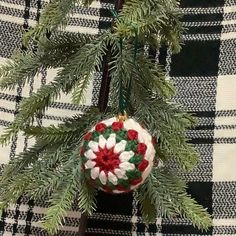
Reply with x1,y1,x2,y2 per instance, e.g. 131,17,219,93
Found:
0,0,236,235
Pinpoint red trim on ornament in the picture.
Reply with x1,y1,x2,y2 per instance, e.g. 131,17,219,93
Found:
102,186,113,193
112,121,124,131
136,143,147,155
80,147,85,156
84,132,92,141
138,159,149,171
95,123,107,133
130,177,143,186
116,185,130,192
127,129,138,140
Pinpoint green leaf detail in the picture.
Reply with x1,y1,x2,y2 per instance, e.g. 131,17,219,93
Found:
103,127,112,139
92,131,100,141
129,155,143,165
116,130,128,142
126,169,142,180
118,179,130,188
125,140,138,151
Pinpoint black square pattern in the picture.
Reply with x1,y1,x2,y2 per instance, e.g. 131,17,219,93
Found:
170,40,221,77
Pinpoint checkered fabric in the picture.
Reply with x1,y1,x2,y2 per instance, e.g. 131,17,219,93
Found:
0,0,235,235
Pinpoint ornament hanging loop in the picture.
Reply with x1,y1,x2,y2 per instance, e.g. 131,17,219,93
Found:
117,111,128,122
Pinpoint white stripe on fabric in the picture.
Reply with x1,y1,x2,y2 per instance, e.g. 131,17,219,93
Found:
213,218,236,226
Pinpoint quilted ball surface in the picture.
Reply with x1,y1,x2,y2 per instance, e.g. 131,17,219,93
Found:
80,117,156,193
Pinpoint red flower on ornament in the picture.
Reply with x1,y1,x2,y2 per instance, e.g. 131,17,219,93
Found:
95,123,107,133
95,146,120,172
112,121,124,131
127,130,138,140
84,132,92,141
136,143,147,155
138,159,149,171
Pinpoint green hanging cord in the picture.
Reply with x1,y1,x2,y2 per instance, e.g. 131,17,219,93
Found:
118,36,127,115
133,23,139,62
110,9,126,115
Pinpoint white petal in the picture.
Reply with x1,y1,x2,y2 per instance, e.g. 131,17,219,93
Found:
114,168,127,179
106,134,116,149
99,171,107,185
119,162,135,171
85,160,96,169
98,135,106,149
84,150,96,160
91,167,100,180
114,140,127,153
88,141,99,152
119,151,134,162
108,172,118,185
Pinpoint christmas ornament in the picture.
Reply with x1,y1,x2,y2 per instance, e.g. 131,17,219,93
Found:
80,117,156,193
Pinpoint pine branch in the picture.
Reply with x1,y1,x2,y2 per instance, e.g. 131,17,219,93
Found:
0,52,40,90
72,74,92,104
38,32,94,68
23,0,97,45
134,96,198,170
0,33,93,91
26,146,80,200
78,177,97,215
134,52,175,99
42,164,81,235
23,0,76,44
129,61,198,170
0,140,48,183
117,0,183,52
134,188,158,223
0,32,112,145
137,168,212,230
0,140,60,207
24,107,102,144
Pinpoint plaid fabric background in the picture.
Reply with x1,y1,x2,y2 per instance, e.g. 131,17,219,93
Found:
0,0,235,235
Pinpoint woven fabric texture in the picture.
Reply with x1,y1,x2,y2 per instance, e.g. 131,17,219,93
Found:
0,0,236,235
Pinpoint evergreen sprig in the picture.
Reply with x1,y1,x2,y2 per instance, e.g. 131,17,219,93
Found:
117,0,183,52
42,163,81,235
0,33,94,91
137,169,212,230
0,33,113,145
0,52,41,90
23,0,76,45
78,177,98,215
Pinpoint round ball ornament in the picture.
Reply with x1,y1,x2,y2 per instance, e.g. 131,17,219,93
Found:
80,117,156,194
